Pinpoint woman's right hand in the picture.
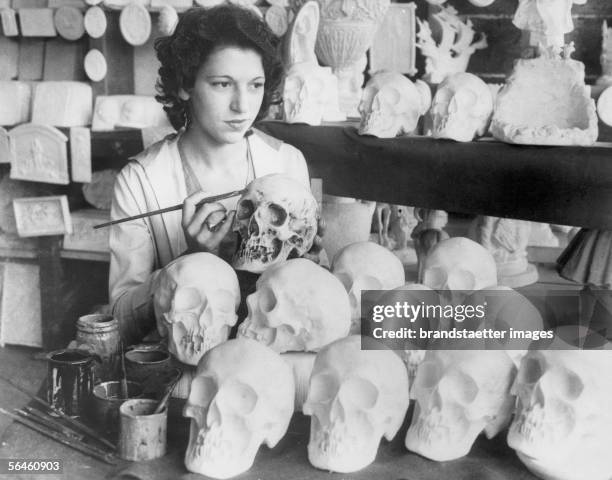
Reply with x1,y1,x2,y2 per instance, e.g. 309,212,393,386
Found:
181,191,236,256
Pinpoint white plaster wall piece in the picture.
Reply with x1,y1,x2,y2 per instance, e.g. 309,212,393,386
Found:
265,4,288,37
267,0,288,6
0,37,19,81
82,169,117,209
597,20,612,87
92,95,172,131
282,62,332,126
597,85,612,127
0,262,42,348
18,8,57,37
84,48,107,82
0,128,9,164
84,5,106,37
141,125,175,149
18,38,44,81
31,81,93,127
157,5,178,35
150,0,192,11
0,81,31,126
54,6,85,40
491,46,598,146
528,221,559,247
102,0,149,9
85,0,102,6
48,0,87,8
416,5,488,85
12,195,72,237
285,0,318,65
63,209,110,252
119,3,151,46
1,8,19,36
9,124,69,185
369,3,417,76
469,0,495,6
193,0,224,7
69,126,91,183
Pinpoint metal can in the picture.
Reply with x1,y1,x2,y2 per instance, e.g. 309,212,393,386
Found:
75,313,120,381
46,349,95,417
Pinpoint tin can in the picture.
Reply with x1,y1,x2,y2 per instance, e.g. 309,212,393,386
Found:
76,313,120,381
46,349,95,417
119,399,167,461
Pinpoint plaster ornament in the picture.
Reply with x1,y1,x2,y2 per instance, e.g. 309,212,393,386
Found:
31,81,93,127
238,258,350,353
406,349,517,461
430,72,493,142
596,85,612,127
282,63,329,125
84,6,107,38
267,0,289,6
119,3,151,46
303,335,409,473
54,6,85,40
508,349,612,480
469,0,495,6
424,0,446,6
470,216,538,288
232,173,319,274
331,241,405,334
286,0,318,65
18,8,57,37
358,72,429,138
92,95,172,131
528,222,559,248
1,8,19,36
315,0,390,117
153,253,240,366
193,0,225,6
0,81,31,127
513,0,586,50
84,49,107,82
184,338,294,479
491,45,598,146
416,6,487,85
597,21,612,87
265,5,288,37
0,128,9,164
69,126,91,183
12,195,72,237
157,5,178,36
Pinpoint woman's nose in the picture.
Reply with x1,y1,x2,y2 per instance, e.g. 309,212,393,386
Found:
230,86,248,113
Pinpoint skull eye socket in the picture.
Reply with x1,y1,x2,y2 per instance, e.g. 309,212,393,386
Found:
222,381,258,416
548,368,584,401
173,287,204,311
258,286,277,314
237,199,255,220
190,375,217,407
262,203,288,227
414,361,442,390
441,371,478,405
423,267,448,290
340,377,378,410
309,373,337,403
518,356,545,385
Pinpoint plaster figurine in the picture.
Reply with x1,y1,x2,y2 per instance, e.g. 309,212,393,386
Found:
331,241,405,333
411,208,449,283
92,95,173,131
237,258,351,353
513,0,587,51
184,338,294,479
470,216,538,288
416,5,487,85
508,348,612,480
597,21,612,87
430,72,494,142
357,72,430,138
153,253,240,366
406,349,517,461
303,335,409,473
491,45,598,146
232,174,319,274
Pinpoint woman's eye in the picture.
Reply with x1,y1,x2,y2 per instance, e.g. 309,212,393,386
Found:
212,81,231,88
250,82,264,90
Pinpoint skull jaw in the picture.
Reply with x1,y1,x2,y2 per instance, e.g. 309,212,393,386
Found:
232,237,287,274
238,322,309,354
169,323,230,366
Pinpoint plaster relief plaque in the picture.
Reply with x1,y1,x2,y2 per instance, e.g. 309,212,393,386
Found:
18,8,57,37
369,2,417,75
0,128,9,164
84,48,107,82
0,37,19,80
9,124,69,185
1,8,19,36
12,195,72,237
84,6,107,38
63,208,110,252
119,3,151,46
0,81,31,126
31,81,93,127
70,127,91,183
92,95,172,131
54,6,85,41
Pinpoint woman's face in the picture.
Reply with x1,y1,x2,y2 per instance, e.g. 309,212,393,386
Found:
183,45,265,146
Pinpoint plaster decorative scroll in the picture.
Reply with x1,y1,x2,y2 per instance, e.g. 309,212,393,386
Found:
31,81,93,127
9,124,69,185
18,8,57,37
0,128,9,164
416,5,487,85
598,21,612,88
12,195,72,237
84,6,107,38
63,209,110,253
70,127,92,183
491,45,598,146
0,82,32,127
84,49,107,82
54,6,85,41
369,3,417,76
119,3,151,46
1,8,19,36
92,95,173,131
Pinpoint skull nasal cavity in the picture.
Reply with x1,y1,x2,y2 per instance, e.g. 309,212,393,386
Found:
237,199,255,220
174,287,204,310
265,203,288,226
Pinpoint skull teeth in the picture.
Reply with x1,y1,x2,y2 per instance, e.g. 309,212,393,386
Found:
513,404,550,444
411,408,449,445
192,426,227,462
313,420,351,457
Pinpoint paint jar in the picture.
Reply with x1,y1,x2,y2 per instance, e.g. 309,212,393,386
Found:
46,349,95,417
118,399,167,461
75,313,120,382
91,380,143,438
125,344,172,396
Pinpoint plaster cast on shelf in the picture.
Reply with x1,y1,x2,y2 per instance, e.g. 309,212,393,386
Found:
0,82,31,127
63,209,111,253
69,127,91,183
31,81,93,127
157,4,178,36
18,8,57,37
528,221,559,247
597,21,612,87
12,195,72,237
0,128,9,164
92,95,172,131
54,6,85,40
1,8,19,36
596,85,612,127
82,169,117,209
102,0,149,9
416,5,487,85
84,6,107,38
232,174,318,274
119,3,151,46
153,253,240,366
84,48,107,82
490,45,598,146
184,338,294,479
411,208,449,283
508,347,612,480
265,4,288,36
237,258,351,353
304,335,409,473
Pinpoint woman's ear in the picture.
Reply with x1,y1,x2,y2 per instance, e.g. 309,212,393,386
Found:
178,88,190,101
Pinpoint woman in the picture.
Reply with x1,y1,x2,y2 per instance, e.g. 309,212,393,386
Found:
109,5,312,342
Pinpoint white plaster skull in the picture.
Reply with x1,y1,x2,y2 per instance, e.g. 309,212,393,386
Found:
153,252,240,366
232,173,318,273
358,72,429,138
303,335,409,472
406,350,517,461
508,348,612,480
184,338,294,479
431,72,494,142
282,62,331,125
331,241,405,334
237,258,351,353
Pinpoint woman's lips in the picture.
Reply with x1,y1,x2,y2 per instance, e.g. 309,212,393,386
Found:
226,119,250,130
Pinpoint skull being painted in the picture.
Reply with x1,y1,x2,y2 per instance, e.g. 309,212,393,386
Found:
232,174,319,273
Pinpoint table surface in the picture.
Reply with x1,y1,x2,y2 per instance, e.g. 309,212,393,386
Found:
0,400,539,480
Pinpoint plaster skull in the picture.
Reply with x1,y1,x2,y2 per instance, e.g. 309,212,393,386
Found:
282,62,330,125
431,72,494,142
508,349,612,480
237,258,351,353
303,335,409,472
184,338,294,479
232,173,318,273
153,252,240,366
331,241,405,334
406,349,517,461
358,72,429,138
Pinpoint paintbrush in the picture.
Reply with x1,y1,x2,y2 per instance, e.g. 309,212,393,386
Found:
93,189,245,229
153,370,182,414
120,341,128,399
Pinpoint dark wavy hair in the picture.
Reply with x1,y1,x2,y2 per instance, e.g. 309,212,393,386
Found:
155,5,283,130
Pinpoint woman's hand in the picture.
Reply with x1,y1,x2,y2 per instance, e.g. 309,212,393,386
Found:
181,191,236,256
